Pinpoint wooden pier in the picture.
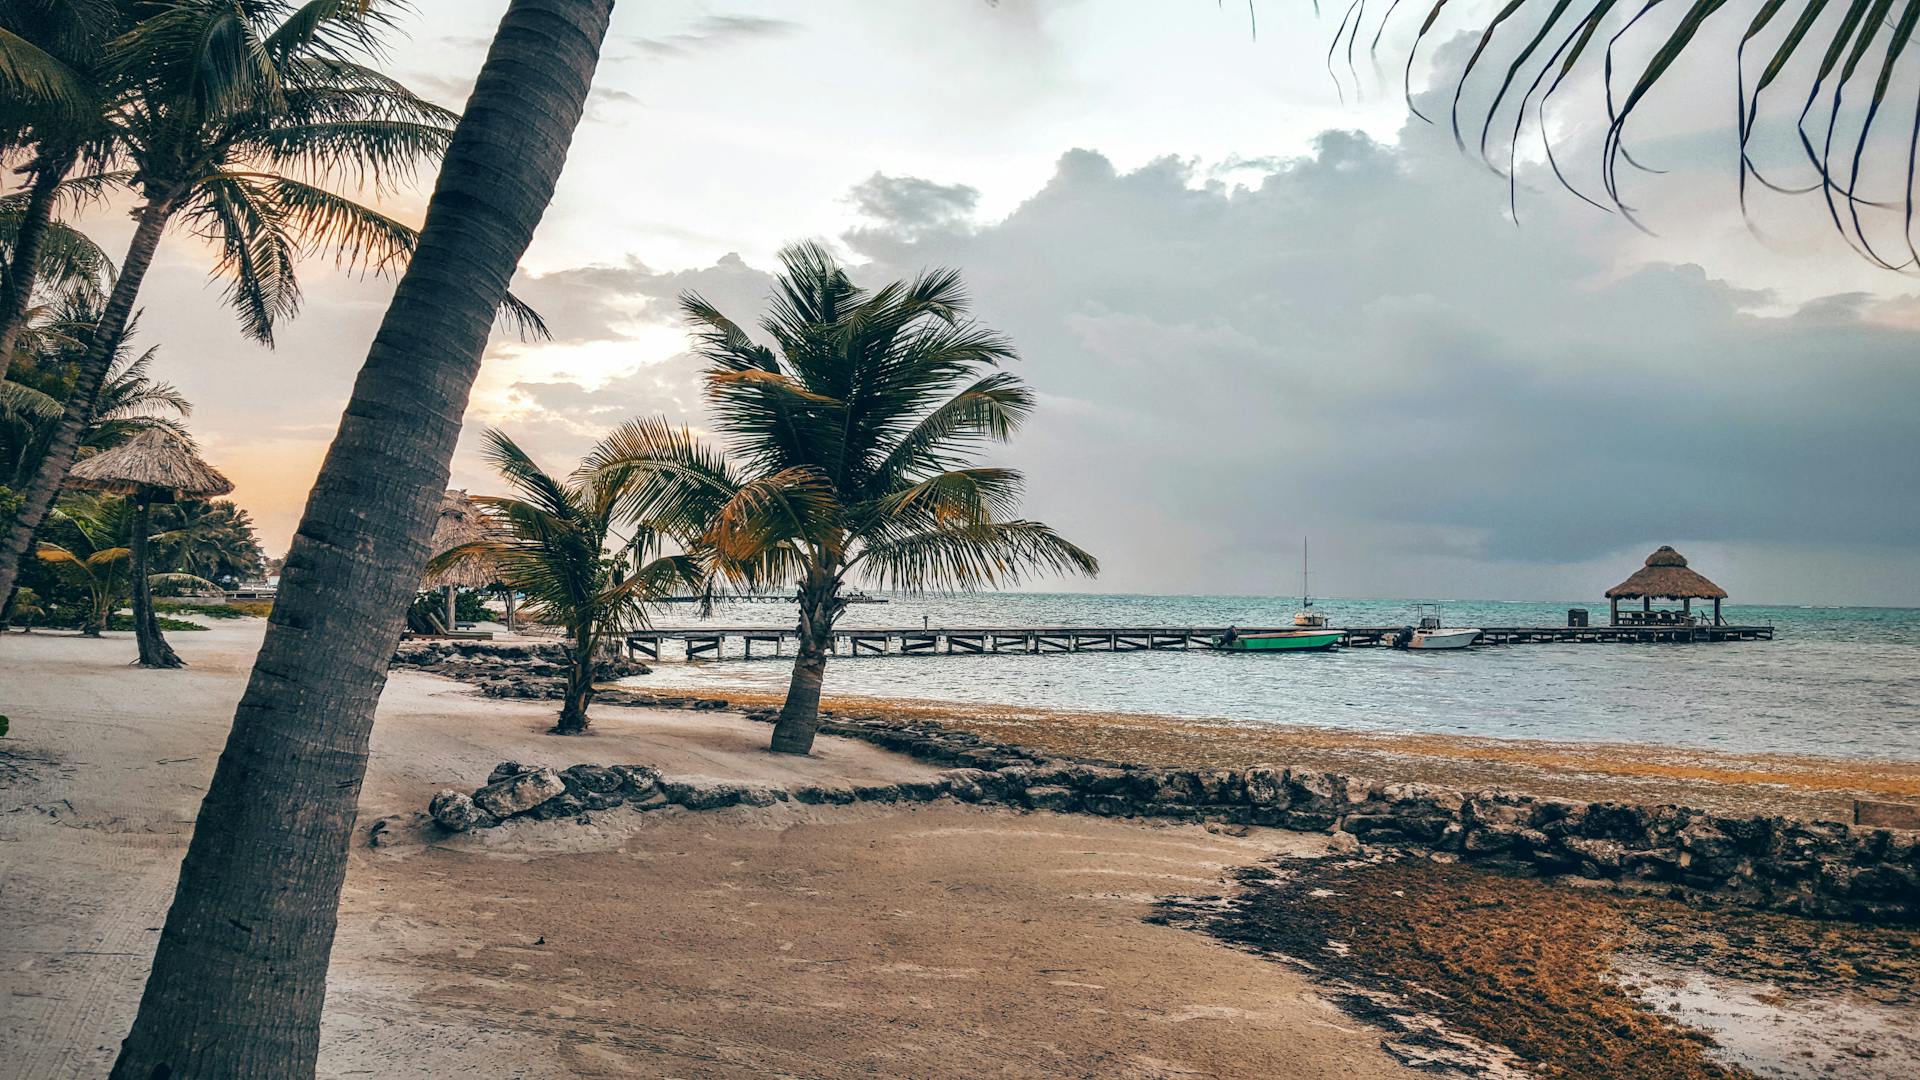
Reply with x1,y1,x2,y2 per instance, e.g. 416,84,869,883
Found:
624,623,1774,660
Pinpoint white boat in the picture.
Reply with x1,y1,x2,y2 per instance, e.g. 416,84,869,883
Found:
1393,605,1481,650
1408,627,1481,649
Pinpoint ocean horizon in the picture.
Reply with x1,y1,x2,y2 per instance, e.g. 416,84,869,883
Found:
629,592,1920,763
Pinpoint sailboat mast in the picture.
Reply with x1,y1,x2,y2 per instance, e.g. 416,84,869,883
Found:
1302,537,1310,608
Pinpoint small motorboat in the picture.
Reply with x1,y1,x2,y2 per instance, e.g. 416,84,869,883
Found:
1406,626,1481,649
1213,626,1342,652
1391,606,1481,650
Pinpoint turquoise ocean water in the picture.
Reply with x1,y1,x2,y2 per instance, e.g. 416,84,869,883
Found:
625,594,1920,762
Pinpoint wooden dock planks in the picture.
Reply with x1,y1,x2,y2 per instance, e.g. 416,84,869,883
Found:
623,623,1774,659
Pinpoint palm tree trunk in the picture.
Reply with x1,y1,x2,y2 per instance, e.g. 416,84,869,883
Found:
771,581,839,755
130,492,182,668
0,148,77,381
555,625,595,734
0,195,174,608
108,4,616,1076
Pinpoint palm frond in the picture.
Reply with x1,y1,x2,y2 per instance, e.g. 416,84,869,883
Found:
0,379,61,424
854,520,1099,592
869,467,1027,531
0,25,90,110
585,416,746,539
870,372,1033,482
1399,0,1920,261
189,172,300,344
707,466,838,562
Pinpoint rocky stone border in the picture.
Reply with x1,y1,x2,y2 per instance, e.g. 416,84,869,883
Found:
431,752,1916,925
392,640,650,700
409,667,1916,923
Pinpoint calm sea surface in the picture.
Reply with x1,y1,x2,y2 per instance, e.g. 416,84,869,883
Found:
624,594,1920,762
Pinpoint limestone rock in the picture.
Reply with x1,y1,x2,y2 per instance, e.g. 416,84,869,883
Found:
473,767,567,818
429,789,494,832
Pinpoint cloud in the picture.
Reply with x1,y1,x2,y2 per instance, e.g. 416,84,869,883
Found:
629,15,801,59
845,173,981,238
825,126,1920,602
504,253,773,346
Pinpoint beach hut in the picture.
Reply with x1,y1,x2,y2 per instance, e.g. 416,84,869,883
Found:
1605,546,1728,627
423,490,512,633
67,429,233,667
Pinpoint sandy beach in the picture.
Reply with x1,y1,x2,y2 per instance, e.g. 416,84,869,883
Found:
3,620,1427,1079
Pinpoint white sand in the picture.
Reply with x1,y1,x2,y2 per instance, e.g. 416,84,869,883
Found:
0,621,1419,1078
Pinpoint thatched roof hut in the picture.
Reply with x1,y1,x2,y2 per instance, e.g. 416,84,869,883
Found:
423,489,500,589
1605,546,1727,626
68,429,234,499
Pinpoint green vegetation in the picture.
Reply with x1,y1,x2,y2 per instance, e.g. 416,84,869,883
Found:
0,0,480,610
589,243,1097,754
154,600,262,620
431,430,699,734
108,612,204,633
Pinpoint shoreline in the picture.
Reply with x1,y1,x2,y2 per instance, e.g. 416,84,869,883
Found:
670,687,1919,822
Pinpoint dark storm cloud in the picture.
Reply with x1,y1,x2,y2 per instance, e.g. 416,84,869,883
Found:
494,120,1920,601
831,127,1920,597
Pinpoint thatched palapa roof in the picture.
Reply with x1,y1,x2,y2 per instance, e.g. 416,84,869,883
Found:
423,489,501,589
68,428,234,498
1605,546,1727,600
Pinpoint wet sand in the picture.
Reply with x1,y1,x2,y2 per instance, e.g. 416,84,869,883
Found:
705,690,1920,821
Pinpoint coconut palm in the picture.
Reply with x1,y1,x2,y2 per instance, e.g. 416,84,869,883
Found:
110,2,617,1074
155,497,265,586
588,243,1100,755
1,305,187,495
0,0,476,607
430,430,700,734
0,0,123,380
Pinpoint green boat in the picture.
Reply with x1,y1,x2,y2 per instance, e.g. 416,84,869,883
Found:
1211,628,1342,652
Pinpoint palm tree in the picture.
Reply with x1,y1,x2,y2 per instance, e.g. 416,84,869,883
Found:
0,0,470,607
1,305,187,541
589,243,1099,755
156,498,265,586
109,2,618,1074
431,430,699,734
34,491,128,635
0,0,122,380
36,490,214,638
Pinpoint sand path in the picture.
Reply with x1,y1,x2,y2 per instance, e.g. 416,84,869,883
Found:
1,621,1416,1079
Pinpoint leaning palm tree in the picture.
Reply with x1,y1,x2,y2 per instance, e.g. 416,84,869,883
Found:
0,0,483,606
431,430,700,734
110,2,618,1074
589,243,1099,755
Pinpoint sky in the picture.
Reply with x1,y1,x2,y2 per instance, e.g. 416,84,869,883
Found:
78,0,1920,605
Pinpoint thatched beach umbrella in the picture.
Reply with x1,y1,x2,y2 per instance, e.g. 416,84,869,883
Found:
68,429,233,667
1605,546,1729,626
423,490,512,632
